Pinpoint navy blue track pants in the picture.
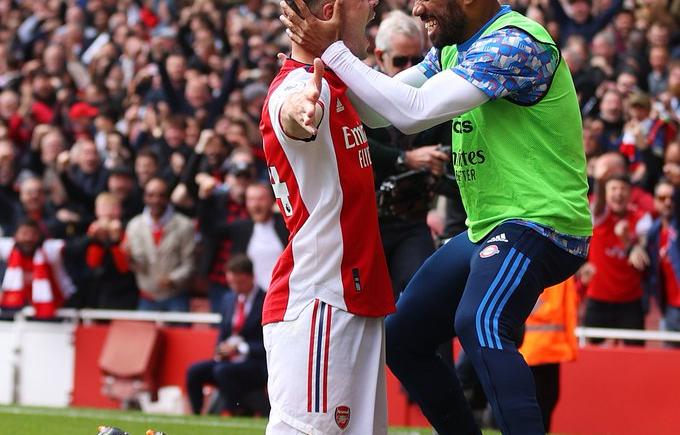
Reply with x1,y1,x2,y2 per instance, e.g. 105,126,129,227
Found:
385,222,584,435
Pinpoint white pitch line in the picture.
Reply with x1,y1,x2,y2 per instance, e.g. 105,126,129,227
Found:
0,406,265,429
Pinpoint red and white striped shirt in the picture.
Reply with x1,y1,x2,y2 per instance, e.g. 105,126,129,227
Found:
260,59,395,324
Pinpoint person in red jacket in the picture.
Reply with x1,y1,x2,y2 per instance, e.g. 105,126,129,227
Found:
583,173,652,345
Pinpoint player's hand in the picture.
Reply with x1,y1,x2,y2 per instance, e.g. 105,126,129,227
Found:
405,145,450,176
279,0,343,55
282,58,325,137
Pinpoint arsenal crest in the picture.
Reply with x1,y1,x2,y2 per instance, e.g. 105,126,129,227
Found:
479,244,500,258
334,405,351,429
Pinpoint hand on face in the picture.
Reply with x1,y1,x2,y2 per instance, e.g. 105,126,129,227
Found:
279,0,344,56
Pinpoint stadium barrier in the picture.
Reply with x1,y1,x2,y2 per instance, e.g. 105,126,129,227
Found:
1,307,680,434
575,326,680,344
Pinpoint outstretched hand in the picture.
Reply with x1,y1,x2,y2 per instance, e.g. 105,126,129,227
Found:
280,58,325,138
299,58,325,136
280,0,343,56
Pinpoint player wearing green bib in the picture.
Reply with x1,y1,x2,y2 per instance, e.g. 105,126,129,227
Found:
280,0,592,433
439,12,592,242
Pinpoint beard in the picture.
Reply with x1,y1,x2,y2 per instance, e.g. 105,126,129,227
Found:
430,4,468,49
16,242,38,257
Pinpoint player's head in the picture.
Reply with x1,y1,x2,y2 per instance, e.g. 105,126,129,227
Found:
412,0,469,49
375,11,424,77
287,0,378,60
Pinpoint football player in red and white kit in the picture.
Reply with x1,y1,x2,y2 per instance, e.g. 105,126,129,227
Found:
259,0,395,433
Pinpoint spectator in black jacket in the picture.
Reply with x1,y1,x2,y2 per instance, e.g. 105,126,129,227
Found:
56,138,108,215
14,176,73,239
193,152,263,311
0,140,19,236
199,182,288,292
155,51,240,128
134,148,160,189
366,11,451,299
107,166,144,225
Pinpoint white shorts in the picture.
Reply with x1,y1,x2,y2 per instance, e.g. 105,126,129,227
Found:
263,300,387,435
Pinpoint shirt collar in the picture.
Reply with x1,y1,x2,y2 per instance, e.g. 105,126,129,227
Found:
238,285,259,303
457,5,512,53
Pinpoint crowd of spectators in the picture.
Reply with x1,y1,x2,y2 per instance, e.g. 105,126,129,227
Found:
0,0,679,344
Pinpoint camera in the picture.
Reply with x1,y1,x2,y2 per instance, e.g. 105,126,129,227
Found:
377,170,436,221
376,145,457,221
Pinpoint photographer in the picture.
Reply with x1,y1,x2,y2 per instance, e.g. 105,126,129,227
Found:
368,11,452,299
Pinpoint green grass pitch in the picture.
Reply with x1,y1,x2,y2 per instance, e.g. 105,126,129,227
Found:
0,405,503,435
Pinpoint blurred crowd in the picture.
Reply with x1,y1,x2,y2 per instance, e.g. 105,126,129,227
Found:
0,0,678,342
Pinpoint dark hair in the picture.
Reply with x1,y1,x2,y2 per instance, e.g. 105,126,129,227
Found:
15,218,43,235
108,165,135,179
606,173,631,186
136,148,159,165
285,0,326,17
164,114,187,130
617,8,635,17
226,254,254,275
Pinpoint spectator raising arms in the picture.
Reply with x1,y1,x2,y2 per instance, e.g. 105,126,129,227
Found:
583,170,652,345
